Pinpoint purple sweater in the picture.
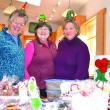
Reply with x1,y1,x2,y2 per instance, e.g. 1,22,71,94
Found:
55,37,90,80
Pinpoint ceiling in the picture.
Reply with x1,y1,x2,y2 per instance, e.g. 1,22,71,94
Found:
0,0,88,24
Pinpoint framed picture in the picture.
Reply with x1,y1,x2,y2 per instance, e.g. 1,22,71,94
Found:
28,22,38,33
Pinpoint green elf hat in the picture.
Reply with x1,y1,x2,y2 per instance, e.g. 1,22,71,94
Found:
19,2,28,15
66,9,75,20
64,9,80,34
38,14,47,23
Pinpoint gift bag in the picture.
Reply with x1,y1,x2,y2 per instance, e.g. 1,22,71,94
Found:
60,80,109,110
72,86,109,110
108,93,110,110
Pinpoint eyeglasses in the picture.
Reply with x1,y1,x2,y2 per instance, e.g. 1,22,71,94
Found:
11,20,25,27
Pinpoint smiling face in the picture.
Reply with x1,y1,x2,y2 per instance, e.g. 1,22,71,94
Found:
64,22,78,40
36,26,50,41
8,16,25,36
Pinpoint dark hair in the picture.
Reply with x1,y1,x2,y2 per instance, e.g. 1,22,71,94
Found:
34,22,52,37
9,9,28,24
63,19,80,35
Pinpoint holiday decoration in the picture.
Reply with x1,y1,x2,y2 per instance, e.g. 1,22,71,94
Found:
38,14,47,23
66,9,75,20
18,2,28,17
21,2,28,10
95,56,110,90
0,77,41,109
60,80,109,110
28,77,41,109
60,80,95,98
28,14,48,33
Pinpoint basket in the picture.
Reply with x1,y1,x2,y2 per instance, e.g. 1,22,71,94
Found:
45,79,67,90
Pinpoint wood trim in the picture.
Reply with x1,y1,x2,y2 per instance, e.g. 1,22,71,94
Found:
96,8,106,55
24,35,35,40
56,26,64,41
0,23,5,31
20,35,25,48
20,35,35,48
49,32,57,42
86,16,96,25
74,15,86,26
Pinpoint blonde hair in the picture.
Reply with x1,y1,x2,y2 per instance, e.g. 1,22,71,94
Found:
63,19,80,35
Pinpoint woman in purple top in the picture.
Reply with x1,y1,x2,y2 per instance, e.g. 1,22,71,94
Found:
55,19,90,80
25,22,57,98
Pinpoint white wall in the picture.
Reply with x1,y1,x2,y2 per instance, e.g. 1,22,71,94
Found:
0,10,8,24
79,0,110,54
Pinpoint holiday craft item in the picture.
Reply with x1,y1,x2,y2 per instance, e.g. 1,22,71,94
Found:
60,80,95,98
66,9,75,20
28,77,41,109
95,56,110,90
38,14,47,23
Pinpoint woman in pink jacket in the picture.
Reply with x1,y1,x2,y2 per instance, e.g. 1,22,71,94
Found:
25,22,57,98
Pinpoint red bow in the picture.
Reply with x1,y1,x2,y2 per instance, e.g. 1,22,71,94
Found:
95,58,109,73
21,2,28,10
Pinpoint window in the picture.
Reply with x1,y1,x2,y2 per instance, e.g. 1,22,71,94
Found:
80,17,96,78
